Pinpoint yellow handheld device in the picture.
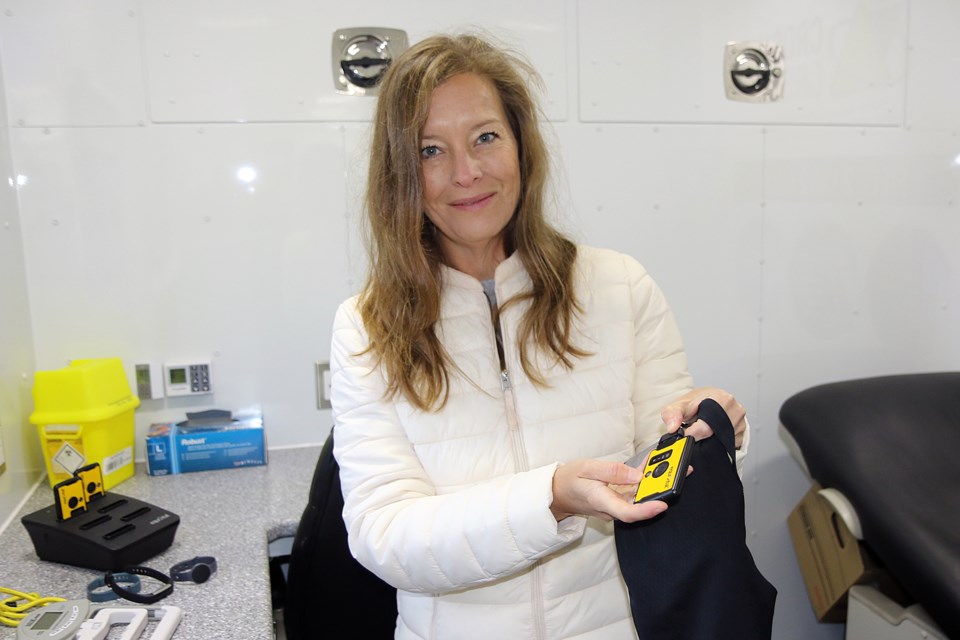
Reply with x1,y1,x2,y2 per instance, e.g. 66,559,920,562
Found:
633,427,694,504
75,462,105,503
53,476,87,521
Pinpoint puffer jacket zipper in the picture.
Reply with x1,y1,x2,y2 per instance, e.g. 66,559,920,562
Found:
494,297,547,640
493,307,525,470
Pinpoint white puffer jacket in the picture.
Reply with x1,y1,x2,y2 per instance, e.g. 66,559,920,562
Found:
331,246,721,639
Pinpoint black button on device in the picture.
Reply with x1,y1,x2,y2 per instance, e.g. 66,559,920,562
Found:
652,461,670,478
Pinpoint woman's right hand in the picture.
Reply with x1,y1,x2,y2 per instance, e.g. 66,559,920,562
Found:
550,458,669,523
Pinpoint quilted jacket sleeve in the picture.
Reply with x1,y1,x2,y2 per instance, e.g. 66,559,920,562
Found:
330,299,586,594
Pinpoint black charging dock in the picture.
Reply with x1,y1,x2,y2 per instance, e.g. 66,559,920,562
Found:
21,493,180,571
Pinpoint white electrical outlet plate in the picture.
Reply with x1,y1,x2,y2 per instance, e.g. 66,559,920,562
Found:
164,362,213,397
316,361,332,410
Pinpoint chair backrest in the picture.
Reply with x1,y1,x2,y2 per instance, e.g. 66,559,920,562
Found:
284,430,398,638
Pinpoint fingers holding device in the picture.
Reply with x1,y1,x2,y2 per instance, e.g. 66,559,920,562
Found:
633,426,694,504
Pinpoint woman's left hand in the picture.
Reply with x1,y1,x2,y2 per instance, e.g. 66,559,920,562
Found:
550,459,669,523
660,387,746,449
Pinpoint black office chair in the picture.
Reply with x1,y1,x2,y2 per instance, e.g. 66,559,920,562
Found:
282,430,398,639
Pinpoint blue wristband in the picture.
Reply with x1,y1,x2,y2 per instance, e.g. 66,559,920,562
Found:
87,572,141,602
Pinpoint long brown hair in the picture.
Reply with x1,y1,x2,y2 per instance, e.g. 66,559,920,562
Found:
359,33,587,411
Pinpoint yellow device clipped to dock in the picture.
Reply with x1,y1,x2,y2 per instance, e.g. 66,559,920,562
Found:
53,476,87,521
75,462,105,503
53,462,106,521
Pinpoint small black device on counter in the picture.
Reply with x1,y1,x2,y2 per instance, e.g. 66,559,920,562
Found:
20,463,179,571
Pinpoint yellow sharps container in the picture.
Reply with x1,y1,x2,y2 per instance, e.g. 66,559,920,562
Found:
30,358,140,489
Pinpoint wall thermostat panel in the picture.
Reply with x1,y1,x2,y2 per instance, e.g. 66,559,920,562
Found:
164,362,213,397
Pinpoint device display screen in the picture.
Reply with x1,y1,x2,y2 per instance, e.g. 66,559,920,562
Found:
169,368,187,385
30,610,63,631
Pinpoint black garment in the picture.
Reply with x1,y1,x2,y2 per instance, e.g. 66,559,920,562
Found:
614,399,777,640
284,431,398,639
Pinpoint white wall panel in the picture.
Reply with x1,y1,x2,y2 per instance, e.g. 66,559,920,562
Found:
905,0,960,131
0,44,43,523
343,123,372,289
0,0,146,127
555,123,763,391
142,0,568,123
761,126,959,382
13,123,351,450
757,125,960,411
577,0,908,126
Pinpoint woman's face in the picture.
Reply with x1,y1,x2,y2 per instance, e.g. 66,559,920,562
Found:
419,73,521,276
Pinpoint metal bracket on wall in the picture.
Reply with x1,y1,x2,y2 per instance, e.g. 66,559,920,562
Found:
332,27,409,96
724,41,785,103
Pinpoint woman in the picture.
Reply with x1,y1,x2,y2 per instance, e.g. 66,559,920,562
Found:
330,33,749,639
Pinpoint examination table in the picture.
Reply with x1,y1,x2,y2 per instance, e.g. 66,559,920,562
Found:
778,372,960,639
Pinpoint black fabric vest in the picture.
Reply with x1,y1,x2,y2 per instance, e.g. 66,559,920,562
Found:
614,399,777,639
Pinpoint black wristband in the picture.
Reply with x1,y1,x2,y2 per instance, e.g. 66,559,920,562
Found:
170,556,218,584
88,572,141,602
105,566,174,604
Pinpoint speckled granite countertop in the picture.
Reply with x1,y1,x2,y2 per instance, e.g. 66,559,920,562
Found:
0,445,321,639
